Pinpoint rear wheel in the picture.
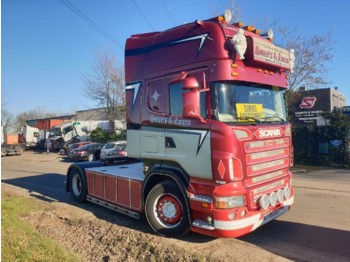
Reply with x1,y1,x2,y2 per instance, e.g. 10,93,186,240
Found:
145,180,190,237
69,168,87,203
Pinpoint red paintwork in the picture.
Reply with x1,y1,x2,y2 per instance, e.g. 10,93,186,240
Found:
85,170,143,212
105,175,117,202
84,16,295,238
35,119,67,130
157,195,182,224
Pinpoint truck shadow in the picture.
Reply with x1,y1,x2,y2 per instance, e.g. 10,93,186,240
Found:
240,220,350,260
2,173,153,234
3,174,350,260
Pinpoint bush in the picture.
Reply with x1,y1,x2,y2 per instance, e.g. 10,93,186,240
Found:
292,111,350,167
90,127,126,144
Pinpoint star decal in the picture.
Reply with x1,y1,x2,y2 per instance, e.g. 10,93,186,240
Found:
152,90,160,102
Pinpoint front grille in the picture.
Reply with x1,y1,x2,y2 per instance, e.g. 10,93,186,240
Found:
244,138,290,185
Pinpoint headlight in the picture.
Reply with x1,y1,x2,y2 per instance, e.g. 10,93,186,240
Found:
215,195,246,209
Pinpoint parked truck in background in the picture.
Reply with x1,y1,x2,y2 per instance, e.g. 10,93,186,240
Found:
66,10,295,238
48,120,125,151
1,125,41,155
1,127,23,156
21,125,40,149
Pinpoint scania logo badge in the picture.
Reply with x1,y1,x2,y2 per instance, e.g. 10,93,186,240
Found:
254,128,283,139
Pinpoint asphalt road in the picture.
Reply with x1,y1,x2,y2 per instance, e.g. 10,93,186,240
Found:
2,151,350,261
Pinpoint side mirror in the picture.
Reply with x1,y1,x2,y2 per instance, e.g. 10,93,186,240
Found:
182,77,206,123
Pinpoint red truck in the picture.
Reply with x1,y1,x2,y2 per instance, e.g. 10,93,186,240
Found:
66,10,295,238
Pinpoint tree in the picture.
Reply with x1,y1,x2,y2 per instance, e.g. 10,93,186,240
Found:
14,108,58,132
276,27,334,92
82,50,125,133
272,26,334,119
1,93,15,135
1,108,14,138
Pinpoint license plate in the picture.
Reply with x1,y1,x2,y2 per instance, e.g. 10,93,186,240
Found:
262,206,288,225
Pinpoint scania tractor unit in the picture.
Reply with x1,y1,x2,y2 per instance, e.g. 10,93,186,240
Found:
66,10,295,238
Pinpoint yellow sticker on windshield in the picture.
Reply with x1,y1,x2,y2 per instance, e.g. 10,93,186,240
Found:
236,103,264,121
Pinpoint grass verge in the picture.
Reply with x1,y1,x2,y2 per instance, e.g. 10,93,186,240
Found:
1,193,83,262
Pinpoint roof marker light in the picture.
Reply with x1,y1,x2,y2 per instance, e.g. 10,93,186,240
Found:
253,29,260,34
218,16,225,23
243,25,255,32
233,22,244,27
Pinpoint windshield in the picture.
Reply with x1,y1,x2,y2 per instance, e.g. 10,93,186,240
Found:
212,82,286,123
48,127,62,138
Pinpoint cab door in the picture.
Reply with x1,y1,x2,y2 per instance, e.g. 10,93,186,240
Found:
164,70,213,180
140,78,168,160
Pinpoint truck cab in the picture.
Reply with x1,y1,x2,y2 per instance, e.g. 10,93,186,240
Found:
67,10,294,238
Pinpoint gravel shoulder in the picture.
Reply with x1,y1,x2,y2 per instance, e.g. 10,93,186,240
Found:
2,152,291,261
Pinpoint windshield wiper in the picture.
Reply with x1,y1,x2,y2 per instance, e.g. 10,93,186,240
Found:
260,114,286,123
236,114,285,124
236,116,261,124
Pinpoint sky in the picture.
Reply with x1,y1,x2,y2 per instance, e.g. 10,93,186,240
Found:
2,0,350,117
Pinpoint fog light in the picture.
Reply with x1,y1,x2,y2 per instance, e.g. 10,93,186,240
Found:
228,212,236,220
240,210,246,217
207,216,213,224
259,195,270,210
269,192,278,206
277,189,284,203
284,186,291,200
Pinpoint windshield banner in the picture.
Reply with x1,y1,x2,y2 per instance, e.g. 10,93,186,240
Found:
236,103,264,121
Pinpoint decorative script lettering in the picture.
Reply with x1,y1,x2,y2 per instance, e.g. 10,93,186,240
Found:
253,38,290,69
150,115,192,126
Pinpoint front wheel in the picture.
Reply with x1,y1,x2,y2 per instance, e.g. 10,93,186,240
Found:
145,180,190,237
68,168,87,203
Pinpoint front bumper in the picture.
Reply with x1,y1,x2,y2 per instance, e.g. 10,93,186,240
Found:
191,195,294,238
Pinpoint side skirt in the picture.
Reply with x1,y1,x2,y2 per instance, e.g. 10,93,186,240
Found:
86,195,141,220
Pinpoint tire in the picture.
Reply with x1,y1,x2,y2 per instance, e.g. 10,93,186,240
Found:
88,154,95,161
68,168,87,203
145,180,190,237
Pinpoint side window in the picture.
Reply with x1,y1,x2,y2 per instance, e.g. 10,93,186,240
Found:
169,78,207,118
200,92,207,118
169,82,183,116
105,143,114,149
63,126,73,134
